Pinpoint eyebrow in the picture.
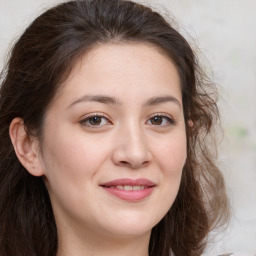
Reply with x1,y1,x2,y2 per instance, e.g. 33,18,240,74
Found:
67,95,121,109
143,95,181,108
67,94,181,109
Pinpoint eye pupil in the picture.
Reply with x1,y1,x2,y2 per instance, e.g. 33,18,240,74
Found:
152,116,162,125
89,116,102,125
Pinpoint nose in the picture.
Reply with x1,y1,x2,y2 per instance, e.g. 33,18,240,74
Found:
112,124,152,169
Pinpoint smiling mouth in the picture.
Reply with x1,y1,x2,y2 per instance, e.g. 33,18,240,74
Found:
100,179,156,201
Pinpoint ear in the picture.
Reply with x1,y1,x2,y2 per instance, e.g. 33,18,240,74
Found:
9,117,45,177
188,119,193,128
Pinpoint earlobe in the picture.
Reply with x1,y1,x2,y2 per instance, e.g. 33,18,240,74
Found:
9,117,45,177
188,119,193,128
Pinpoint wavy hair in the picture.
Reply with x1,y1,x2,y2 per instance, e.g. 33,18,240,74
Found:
0,0,229,255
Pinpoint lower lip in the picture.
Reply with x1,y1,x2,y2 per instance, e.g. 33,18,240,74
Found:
102,187,154,201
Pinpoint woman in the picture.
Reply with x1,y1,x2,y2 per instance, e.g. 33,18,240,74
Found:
0,0,229,255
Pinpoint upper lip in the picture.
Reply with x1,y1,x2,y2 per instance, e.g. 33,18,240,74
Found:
100,178,156,187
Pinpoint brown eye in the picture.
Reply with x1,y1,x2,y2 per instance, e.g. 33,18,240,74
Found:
147,115,176,126
80,115,111,127
89,116,102,125
151,116,163,125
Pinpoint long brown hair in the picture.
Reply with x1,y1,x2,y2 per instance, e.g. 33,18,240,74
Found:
0,0,229,255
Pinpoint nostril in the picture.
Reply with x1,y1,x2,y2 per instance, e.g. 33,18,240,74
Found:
119,160,148,169
120,161,129,165
141,160,149,167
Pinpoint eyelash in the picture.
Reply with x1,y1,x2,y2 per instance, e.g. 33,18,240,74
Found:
146,113,176,127
79,113,176,127
79,113,112,127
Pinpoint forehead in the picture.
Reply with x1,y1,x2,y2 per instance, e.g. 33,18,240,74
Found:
55,42,182,105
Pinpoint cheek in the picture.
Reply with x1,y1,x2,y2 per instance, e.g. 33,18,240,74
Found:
40,136,102,215
154,135,187,176
152,132,186,202
146,135,186,225
40,135,89,194
42,129,107,175
40,130,113,208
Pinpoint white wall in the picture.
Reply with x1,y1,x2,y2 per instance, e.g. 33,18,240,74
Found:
1,0,255,255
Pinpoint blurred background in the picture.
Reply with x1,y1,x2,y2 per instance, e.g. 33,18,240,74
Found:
0,0,255,255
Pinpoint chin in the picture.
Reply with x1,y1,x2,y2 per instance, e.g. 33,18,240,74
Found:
98,211,162,238
106,225,152,238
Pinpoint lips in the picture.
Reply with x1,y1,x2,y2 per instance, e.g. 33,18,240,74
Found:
100,178,156,201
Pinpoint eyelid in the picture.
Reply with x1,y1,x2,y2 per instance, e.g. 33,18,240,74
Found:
79,112,112,126
146,112,176,126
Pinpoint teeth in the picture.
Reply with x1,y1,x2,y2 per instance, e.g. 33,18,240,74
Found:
133,185,141,191
112,185,146,191
124,185,132,191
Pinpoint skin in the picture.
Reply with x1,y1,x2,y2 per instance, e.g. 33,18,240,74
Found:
10,43,187,256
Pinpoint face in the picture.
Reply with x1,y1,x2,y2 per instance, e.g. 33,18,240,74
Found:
38,43,187,241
